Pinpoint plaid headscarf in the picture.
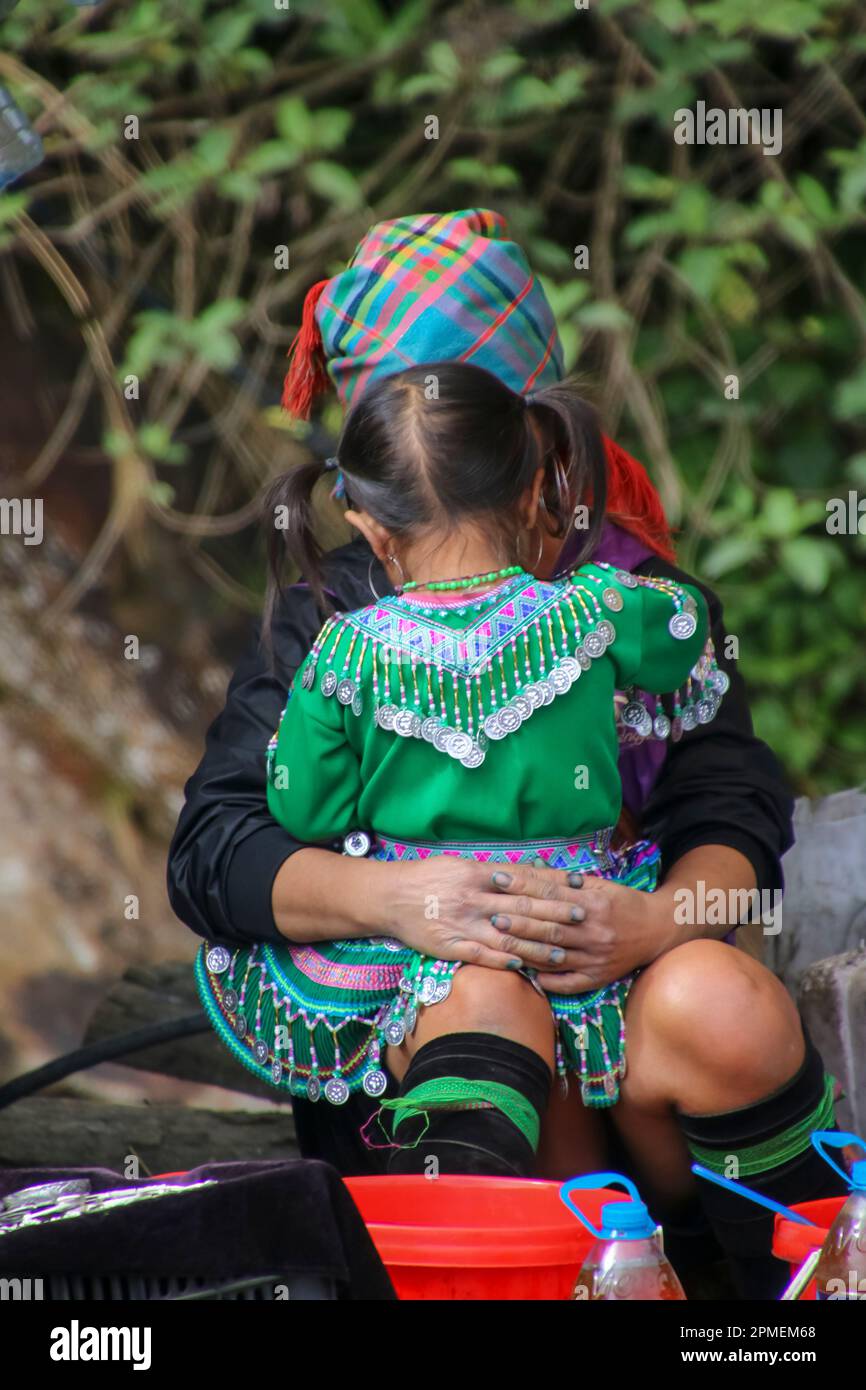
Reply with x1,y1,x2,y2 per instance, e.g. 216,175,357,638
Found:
282,208,674,561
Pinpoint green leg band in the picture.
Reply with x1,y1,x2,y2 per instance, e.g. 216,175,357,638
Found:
378,1076,541,1152
687,1073,836,1178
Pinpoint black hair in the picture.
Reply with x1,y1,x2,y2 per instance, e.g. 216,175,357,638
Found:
262,361,607,643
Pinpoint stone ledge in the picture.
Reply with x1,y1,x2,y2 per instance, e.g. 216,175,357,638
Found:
797,946,866,1135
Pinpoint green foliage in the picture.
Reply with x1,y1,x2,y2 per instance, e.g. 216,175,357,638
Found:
3,0,865,793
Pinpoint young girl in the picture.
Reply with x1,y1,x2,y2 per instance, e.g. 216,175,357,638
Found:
196,360,726,1167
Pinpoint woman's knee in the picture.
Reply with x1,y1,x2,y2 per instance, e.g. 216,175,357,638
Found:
408,964,555,1062
628,939,804,1100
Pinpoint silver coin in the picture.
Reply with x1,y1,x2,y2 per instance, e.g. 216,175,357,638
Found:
206,945,231,975
523,682,545,708
637,709,653,738
622,700,647,730
393,708,415,737
460,744,486,769
483,710,506,740
233,1014,247,1040
682,705,698,731
580,1080,593,1105
697,698,715,724
432,724,453,752
603,1072,618,1098
549,667,572,695
222,987,239,1014
447,729,474,760
712,669,730,695
559,656,581,683
574,646,592,671
404,1006,418,1033
583,631,606,659
498,705,521,733
602,588,624,612
301,662,316,690
596,619,616,646
253,1039,269,1066
271,1059,283,1085
384,1018,406,1046
615,570,639,588
420,716,440,742
417,976,438,1005
431,979,452,1004
376,703,398,730
343,830,371,858
306,1076,322,1102
669,611,697,640
336,678,356,705
539,678,556,705
362,1068,388,1098
671,716,683,742
652,713,671,739
683,595,698,615
512,693,533,721
324,1077,350,1105
409,712,422,737
351,689,363,717
320,669,338,697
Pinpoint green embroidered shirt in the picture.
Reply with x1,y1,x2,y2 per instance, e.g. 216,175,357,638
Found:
266,562,712,845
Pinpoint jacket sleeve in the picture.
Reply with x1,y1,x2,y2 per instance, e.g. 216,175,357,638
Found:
266,641,363,842
166,585,336,947
635,558,795,896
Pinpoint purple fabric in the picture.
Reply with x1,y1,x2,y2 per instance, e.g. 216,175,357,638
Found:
558,521,669,816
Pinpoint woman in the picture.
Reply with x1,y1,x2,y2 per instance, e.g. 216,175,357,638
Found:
168,210,843,1297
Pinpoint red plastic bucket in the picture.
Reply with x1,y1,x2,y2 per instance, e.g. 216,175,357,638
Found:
345,1175,622,1300
772,1196,846,1299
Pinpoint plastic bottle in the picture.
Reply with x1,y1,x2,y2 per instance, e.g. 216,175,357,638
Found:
810,1131,866,1301
560,1172,686,1301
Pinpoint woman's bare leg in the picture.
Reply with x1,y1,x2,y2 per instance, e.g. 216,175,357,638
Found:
611,939,805,1208
386,963,556,1082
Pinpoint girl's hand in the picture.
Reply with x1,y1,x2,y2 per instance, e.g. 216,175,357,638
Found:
375,857,672,981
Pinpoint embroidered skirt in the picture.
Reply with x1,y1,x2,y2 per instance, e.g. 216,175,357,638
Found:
195,830,660,1111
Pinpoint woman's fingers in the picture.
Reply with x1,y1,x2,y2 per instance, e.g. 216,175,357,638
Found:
534,967,599,994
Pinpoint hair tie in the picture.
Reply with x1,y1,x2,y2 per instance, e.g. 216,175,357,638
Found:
324,456,339,470
525,391,539,407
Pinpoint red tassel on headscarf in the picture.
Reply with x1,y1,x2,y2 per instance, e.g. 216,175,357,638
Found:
281,279,332,421
602,435,677,563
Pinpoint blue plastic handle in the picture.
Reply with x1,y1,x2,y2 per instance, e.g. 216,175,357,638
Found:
810,1130,864,1187
691,1163,816,1226
559,1172,640,1239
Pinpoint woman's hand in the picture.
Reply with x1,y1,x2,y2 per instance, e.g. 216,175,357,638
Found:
374,856,671,981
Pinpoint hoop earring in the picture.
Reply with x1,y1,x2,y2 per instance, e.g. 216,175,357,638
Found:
386,552,405,587
367,558,381,601
518,528,544,570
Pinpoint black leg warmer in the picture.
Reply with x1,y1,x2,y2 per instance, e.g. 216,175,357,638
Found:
384,1032,552,1177
678,1031,847,1299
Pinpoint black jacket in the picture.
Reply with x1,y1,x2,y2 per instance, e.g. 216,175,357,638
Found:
167,537,794,949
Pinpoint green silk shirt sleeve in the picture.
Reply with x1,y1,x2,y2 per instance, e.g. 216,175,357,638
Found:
265,655,362,842
608,576,709,692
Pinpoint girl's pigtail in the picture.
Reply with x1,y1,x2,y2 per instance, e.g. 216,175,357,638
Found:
262,457,333,650
527,383,608,566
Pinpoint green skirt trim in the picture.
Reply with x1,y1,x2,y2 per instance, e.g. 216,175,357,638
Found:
195,837,660,1110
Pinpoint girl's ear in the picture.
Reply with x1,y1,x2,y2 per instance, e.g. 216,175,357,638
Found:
520,466,547,531
345,508,393,563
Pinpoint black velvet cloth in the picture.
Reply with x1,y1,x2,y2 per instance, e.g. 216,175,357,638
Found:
0,1159,395,1299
